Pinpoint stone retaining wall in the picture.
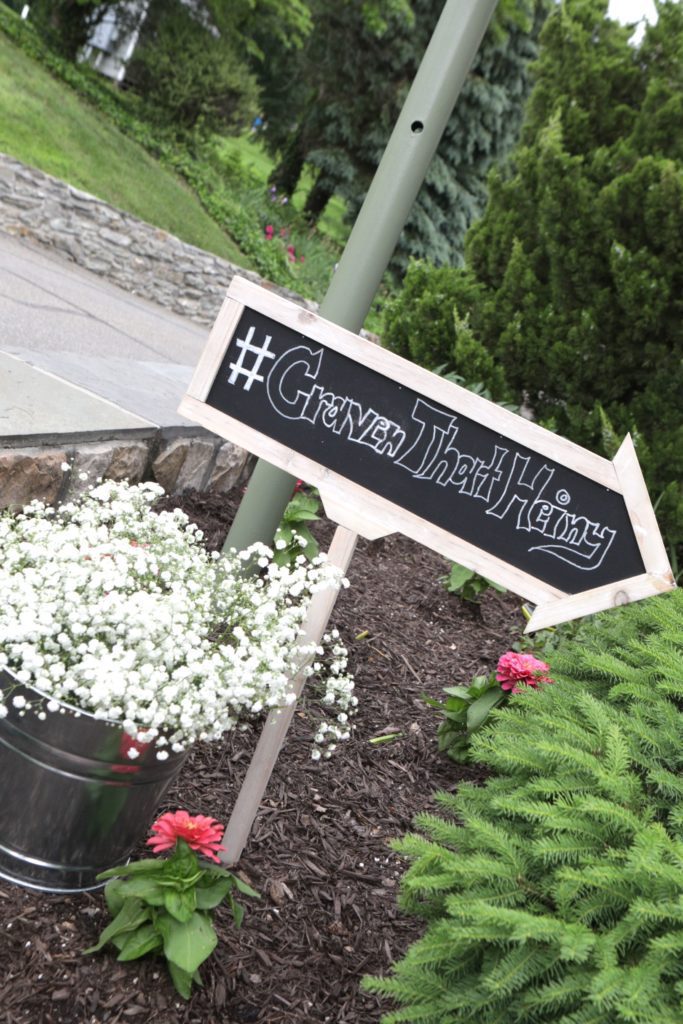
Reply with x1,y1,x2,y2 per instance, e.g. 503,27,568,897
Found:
0,435,253,510
0,152,313,325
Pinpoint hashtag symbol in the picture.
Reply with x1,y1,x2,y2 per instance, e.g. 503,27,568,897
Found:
227,326,276,391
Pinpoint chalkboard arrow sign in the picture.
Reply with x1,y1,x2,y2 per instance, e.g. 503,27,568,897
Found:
179,277,675,631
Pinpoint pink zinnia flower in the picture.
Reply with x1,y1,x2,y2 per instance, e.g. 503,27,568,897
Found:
264,224,274,239
496,651,554,695
147,810,226,862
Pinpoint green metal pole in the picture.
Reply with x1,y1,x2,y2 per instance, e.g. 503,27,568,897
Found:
224,0,499,554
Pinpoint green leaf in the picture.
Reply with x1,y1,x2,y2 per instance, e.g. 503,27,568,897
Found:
467,675,491,692
164,887,197,923
368,731,403,745
104,878,126,918
229,896,245,929
466,687,505,731
167,961,195,1000
115,877,166,905
84,898,151,954
116,923,163,961
195,876,235,910
442,685,473,700
96,859,163,881
422,694,444,709
483,576,507,593
285,493,320,518
231,876,261,899
158,911,217,974
301,532,319,560
288,509,319,522
444,564,475,590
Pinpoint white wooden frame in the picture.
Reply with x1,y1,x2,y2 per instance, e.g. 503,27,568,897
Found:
179,278,675,864
179,277,675,632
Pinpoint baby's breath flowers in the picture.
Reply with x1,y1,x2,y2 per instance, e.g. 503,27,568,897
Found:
0,480,355,757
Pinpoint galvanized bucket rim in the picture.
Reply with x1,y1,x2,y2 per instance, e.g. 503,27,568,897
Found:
1,664,155,733
0,667,191,892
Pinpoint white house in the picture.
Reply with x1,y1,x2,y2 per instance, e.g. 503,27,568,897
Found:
79,0,149,83
77,0,217,83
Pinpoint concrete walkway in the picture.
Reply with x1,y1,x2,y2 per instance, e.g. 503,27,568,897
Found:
0,231,211,443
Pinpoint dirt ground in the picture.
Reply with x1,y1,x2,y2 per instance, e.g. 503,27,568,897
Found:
0,489,525,1024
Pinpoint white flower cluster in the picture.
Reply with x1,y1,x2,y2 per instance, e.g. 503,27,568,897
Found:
0,480,355,757
309,629,357,760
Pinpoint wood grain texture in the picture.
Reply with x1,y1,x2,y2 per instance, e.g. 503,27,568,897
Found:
220,526,357,866
526,572,673,633
185,296,245,402
613,434,675,580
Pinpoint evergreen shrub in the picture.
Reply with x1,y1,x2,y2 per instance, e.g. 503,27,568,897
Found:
364,589,683,1023
381,1,683,569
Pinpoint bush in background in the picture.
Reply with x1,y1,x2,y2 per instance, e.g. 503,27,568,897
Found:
364,588,683,1023
126,0,259,136
382,0,683,571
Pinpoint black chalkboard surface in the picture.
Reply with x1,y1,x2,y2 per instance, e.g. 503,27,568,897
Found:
206,307,645,596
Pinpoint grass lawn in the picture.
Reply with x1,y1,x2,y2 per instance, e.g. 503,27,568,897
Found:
0,32,252,267
217,133,350,248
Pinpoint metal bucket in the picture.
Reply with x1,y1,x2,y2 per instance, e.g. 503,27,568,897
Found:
0,670,188,893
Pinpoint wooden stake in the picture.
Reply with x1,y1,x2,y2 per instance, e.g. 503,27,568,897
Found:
220,526,358,866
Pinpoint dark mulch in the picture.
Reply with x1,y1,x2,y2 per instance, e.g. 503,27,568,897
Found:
0,489,525,1024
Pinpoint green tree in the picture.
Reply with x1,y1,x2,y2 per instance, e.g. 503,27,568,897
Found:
201,0,312,52
259,0,548,275
256,0,411,200
126,0,260,135
385,0,683,566
28,0,115,58
124,0,315,135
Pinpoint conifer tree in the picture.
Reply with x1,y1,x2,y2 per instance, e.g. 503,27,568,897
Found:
258,0,549,274
384,0,683,565
363,589,683,1023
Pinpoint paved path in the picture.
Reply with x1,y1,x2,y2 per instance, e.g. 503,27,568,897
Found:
0,231,211,439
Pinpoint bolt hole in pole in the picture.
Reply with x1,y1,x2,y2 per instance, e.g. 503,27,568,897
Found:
410,120,424,134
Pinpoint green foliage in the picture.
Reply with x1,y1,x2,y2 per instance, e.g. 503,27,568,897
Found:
205,0,313,53
258,0,549,275
126,0,259,135
0,9,248,265
383,0,683,566
28,0,112,59
513,603,584,663
364,589,683,1023
86,839,259,999
382,261,510,400
425,673,507,764
0,8,342,300
273,489,321,567
441,563,506,605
